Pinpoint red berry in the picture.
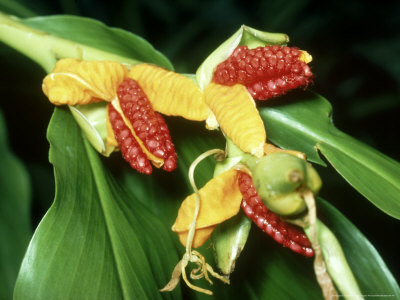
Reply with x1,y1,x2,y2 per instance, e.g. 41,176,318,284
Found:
238,171,313,257
108,104,152,174
108,78,178,173
118,79,171,161
154,112,177,172
212,45,314,100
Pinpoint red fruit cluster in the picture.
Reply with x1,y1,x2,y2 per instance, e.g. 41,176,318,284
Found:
238,171,314,257
154,112,177,172
212,45,313,100
108,78,177,174
108,104,153,174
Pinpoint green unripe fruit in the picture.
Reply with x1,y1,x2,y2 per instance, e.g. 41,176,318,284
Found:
266,193,307,216
250,152,322,216
252,153,306,195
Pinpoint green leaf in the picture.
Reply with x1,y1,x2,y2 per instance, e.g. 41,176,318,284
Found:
317,198,400,298
0,0,37,18
0,110,31,300
171,118,224,189
259,91,400,219
14,108,181,299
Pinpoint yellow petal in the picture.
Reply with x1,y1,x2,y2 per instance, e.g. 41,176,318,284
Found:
42,58,128,105
204,83,266,157
177,226,216,248
172,169,242,233
128,64,210,121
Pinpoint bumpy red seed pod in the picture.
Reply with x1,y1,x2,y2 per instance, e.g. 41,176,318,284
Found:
238,171,314,257
212,45,314,100
108,104,153,174
118,79,169,159
154,112,177,172
108,78,178,174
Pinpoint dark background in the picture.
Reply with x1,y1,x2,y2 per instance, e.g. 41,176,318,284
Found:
1,0,399,280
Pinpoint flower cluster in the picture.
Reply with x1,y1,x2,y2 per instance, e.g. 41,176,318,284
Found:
42,43,322,296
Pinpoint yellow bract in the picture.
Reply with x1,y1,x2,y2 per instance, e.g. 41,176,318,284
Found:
42,59,128,105
172,169,242,247
177,226,216,249
204,83,266,157
299,50,313,64
128,64,211,121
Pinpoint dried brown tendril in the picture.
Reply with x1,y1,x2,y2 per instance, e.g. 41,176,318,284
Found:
302,190,338,300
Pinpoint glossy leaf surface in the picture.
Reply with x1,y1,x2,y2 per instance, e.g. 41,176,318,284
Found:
259,91,400,219
0,111,31,300
317,198,400,299
13,108,181,300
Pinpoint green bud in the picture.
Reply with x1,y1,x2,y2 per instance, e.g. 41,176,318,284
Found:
306,163,322,194
212,212,252,276
249,152,321,216
69,102,115,157
252,153,306,196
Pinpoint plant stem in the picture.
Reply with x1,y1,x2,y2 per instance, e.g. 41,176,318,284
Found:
304,218,363,300
0,12,140,73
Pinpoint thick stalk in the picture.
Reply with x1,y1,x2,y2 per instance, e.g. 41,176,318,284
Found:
0,12,139,73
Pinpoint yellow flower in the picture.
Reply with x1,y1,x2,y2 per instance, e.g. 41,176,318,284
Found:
42,59,210,173
171,143,306,248
42,57,271,173
129,63,267,157
172,168,243,247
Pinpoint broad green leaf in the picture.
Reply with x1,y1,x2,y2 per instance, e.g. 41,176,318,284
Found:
317,198,400,298
259,91,400,219
14,108,181,300
0,111,31,300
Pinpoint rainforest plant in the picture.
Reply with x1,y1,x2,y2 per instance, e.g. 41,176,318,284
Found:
0,7,400,300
